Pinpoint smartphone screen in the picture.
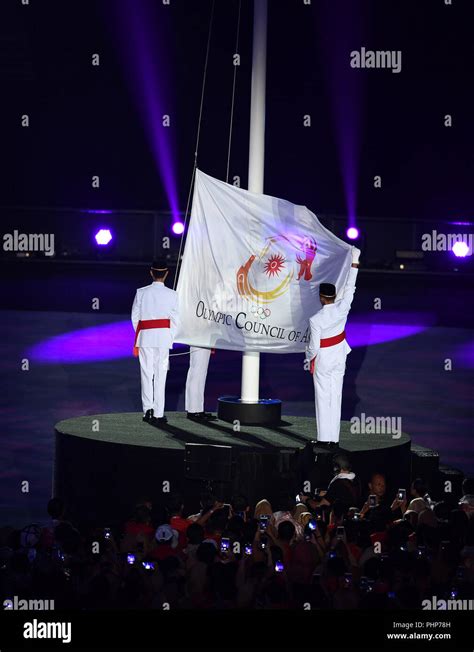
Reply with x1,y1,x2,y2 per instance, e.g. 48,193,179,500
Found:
220,537,230,552
142,561,155,570
259,515,270,531
336,526,345,539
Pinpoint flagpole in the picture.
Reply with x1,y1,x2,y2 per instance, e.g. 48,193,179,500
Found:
241,0,267,403
218,0,280,424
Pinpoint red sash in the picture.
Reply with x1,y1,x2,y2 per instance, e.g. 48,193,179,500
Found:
133,319,170,357
320,330,346,348
309,330,346,373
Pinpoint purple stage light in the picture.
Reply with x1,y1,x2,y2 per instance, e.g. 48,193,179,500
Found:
346,227,359,240
172,222,185,235
26,321,187,364
452,241,469,258
26,313,432,365
454,339,474,369
112,1,180,219
95,229,113,246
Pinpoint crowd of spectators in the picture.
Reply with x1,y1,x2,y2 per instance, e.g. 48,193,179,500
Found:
1,457,473,610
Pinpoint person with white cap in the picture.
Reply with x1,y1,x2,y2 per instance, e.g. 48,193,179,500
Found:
305,246,360,448
131,260,180,425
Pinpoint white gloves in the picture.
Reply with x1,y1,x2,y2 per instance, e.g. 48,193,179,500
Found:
351,247,361,265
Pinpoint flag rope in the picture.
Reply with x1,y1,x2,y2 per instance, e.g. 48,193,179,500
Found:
225,0,242,184
173,0,216,290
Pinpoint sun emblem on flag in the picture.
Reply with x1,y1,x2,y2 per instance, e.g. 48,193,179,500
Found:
237,233,317,304
264,254,286,277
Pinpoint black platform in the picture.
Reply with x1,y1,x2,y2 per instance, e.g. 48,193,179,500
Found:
217,395,282,425
54,412,411,529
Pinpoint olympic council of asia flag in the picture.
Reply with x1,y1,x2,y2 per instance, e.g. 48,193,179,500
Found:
175,169,352,353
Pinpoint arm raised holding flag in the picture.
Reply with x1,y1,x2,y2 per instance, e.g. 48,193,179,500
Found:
305,247,361,448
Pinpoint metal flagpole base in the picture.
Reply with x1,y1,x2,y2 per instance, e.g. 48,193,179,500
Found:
217,396,282,426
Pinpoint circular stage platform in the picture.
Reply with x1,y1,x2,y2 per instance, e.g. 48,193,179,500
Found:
54,412,411,528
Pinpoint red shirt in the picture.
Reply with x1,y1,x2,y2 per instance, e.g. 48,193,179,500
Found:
370,530,388,551
150,544,177,560
124,521,155,537
170,516,192,548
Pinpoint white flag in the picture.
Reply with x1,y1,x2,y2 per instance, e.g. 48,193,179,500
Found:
176,170,352,353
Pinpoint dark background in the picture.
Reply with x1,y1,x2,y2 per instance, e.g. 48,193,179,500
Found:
0,0,473,529
0,0,473,221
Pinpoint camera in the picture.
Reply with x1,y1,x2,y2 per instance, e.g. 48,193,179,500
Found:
311,572,321,585
104,528,112,539
221,503,231,519
274,560,284,573
142,561,155,571
336,526,345,540
259,515,270,532
126,553,136,565
244,543,252,556
368,495,377,508
360,576,373,592
220,537,230,553
397,488,406,501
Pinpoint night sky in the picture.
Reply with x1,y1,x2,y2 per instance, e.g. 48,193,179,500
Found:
1,0,473,222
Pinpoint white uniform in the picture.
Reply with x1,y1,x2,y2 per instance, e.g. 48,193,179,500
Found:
131,282,179,417
306,266,358,443
185,347,212,413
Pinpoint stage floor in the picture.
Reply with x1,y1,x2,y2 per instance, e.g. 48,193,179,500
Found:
55,412,410,453
1,306,472,526
54,412,412,527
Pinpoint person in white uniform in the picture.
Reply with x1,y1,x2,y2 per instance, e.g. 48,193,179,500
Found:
131,260,179,425
185,347,216,421
305,247,360,448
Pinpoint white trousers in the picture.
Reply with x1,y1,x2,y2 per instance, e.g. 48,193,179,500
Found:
138,347,169,417
185,347,211,413
312,352,346,442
